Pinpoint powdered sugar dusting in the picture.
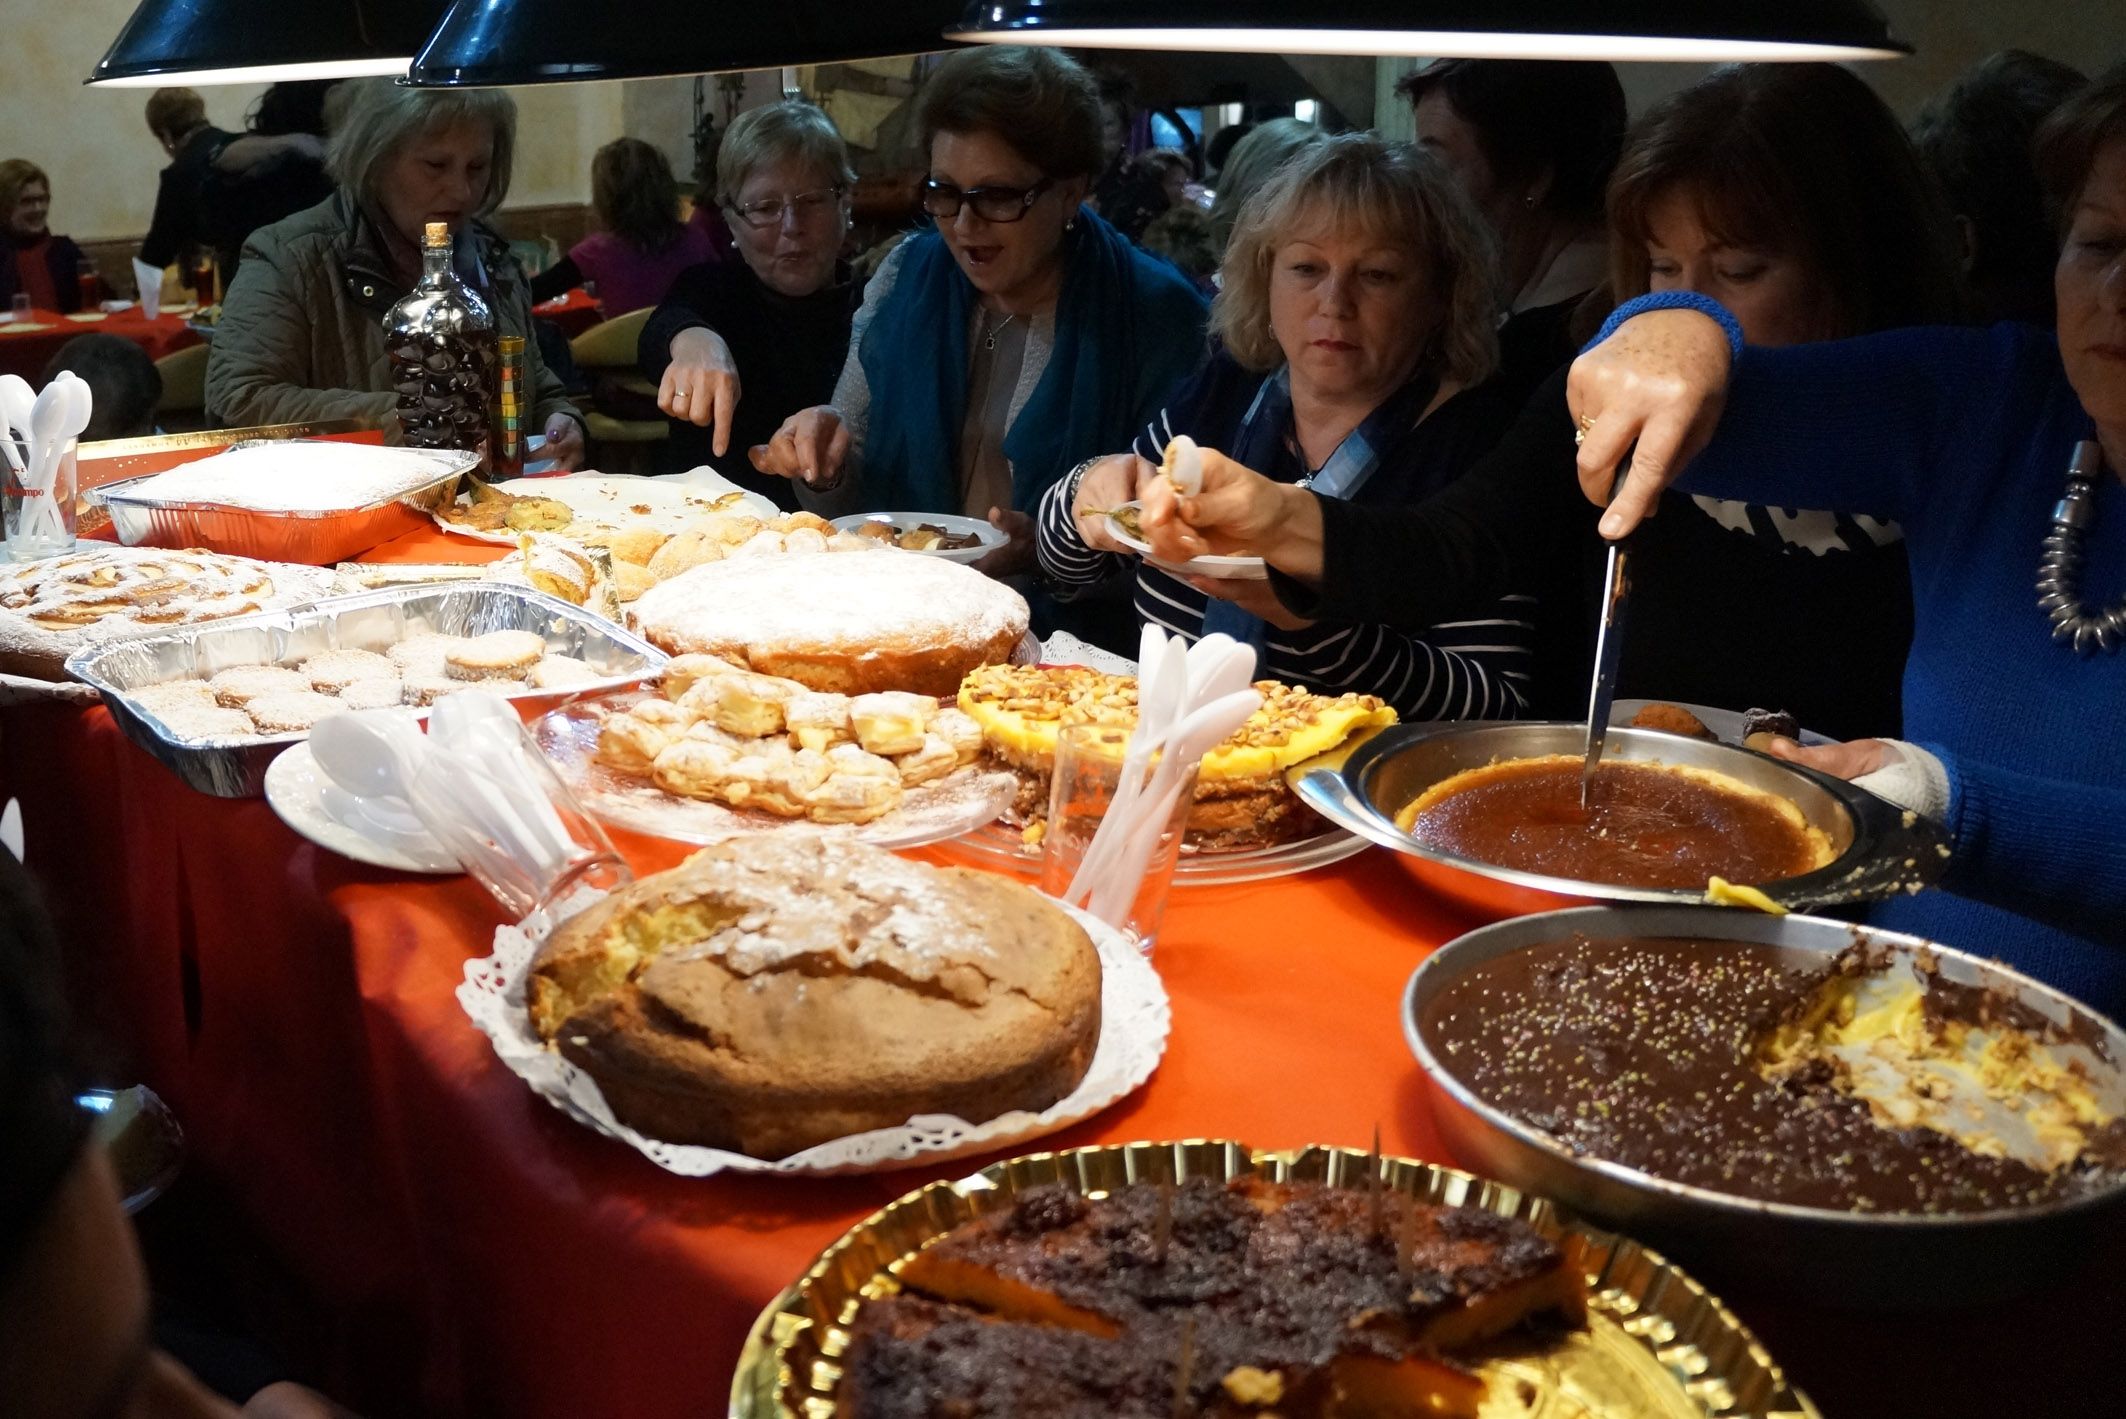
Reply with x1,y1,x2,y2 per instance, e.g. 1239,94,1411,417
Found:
630,548,1028,657
116,443,465,512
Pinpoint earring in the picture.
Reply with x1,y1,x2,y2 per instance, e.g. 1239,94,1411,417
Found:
1523,194,1537,209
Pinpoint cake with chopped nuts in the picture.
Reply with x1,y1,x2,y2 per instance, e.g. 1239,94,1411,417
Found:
837,1175,1584,1418
527,835,1101,1159
956,664,1398,850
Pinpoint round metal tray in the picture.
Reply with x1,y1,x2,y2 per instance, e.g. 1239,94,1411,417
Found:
732,1139,1819,1419
933,815,1370,885
1291,721,1947,917
1401,906,2126,1304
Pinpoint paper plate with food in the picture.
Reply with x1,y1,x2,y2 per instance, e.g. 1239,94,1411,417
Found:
433,468,779,545
830,512,1006,564
1100,433,1266,579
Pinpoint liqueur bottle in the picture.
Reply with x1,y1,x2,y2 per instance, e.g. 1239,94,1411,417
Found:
384,221,497,463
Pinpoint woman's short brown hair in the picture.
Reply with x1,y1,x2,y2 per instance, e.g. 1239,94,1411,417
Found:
327,79,517,221
592,138,683,255
1607,64,1964,337
1212,132,1499,386
144,88,209,143
0,160,49,221
2036,61,2126,233
916,45,1104,180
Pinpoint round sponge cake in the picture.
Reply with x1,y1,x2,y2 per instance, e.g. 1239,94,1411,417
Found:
627,547,1027,698
527,835,1101,1159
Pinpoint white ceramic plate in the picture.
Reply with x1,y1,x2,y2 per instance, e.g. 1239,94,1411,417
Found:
830,512,1006,565
263,742,459,873
1609,698,1833,748
533,692,1020,851
1106,502,1267,580
435,469,779,545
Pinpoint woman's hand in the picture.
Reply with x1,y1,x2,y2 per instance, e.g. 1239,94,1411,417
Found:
749,405,849,488
1567,308,1734,539
1071,453,1154,553
1758,735,1896,780
1141,448,1322,578
1184,573,1315,632
540,412,585,472
973,506,1035,578
659,327,742,457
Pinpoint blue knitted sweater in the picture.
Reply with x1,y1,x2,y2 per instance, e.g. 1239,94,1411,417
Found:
1675,319,2126,1016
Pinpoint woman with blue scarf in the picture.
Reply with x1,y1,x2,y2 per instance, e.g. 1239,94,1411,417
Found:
748,46,1208,583
1037,134,1534,719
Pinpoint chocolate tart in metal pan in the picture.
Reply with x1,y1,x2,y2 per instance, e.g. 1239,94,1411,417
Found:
1290,722,1946,918
1402,905,2126,1303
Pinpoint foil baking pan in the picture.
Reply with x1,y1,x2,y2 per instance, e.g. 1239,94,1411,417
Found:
1291,721,1947,917
736,1139,1819,1419
65,583,667,798
1403,906,2126,1304
94,442,476,565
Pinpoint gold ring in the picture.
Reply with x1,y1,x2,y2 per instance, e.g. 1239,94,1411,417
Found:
1573,412,1595,447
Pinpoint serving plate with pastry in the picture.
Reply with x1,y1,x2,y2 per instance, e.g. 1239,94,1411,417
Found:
735,1139,1819,1419
935,663,1394,882
830,511,1006,563
533,653,1017,850
431,468,778,546
455,836,1170,1176
1291,721,1948,919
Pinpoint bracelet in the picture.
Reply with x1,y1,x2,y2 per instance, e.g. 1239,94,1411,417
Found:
1064,456,1105,514
1585,291,1746,360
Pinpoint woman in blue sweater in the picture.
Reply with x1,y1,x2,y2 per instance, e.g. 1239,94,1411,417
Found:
1564,66,2126,1014
1036,134,1532,719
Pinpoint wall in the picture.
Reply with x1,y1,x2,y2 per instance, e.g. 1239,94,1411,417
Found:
0,0,620,244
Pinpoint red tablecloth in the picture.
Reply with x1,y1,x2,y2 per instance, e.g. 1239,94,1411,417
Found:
0,305,202,380
531,287,603,339
4,526,2117,1416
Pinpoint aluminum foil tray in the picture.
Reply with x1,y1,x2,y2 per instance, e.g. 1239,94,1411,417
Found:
95,442,476,565
65,583,667,798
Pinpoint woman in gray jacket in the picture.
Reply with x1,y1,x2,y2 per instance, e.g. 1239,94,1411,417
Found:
205,79,583,467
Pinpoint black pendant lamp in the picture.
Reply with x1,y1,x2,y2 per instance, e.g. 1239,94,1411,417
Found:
946,0,1910,61
87,0,443,86
406,0,967,86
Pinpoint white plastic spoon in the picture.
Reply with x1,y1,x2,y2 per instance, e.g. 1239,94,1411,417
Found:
310,709,432,802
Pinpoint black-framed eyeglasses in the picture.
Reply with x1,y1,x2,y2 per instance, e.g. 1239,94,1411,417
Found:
920,176,1054,224
726,185,845,230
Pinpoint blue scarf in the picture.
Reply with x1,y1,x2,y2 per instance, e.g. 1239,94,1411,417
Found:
856,207,1207,514
1201,366,1441,650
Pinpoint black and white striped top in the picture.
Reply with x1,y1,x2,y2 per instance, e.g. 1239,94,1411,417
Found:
1035,354,1536,721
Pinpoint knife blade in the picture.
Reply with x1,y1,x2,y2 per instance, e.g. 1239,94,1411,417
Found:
1581,467,1635,810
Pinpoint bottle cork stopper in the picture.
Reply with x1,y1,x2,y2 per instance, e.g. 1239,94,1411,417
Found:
425,221,450,245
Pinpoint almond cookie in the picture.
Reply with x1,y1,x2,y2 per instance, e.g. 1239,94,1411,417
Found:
443,629,547,681
245,691,348,732
388,632,466,674
208,664,309,707
156,703,259,742
403,670,496,706
131,680,219,720
302,648,398,694
527,653,598,690
337,677,407,711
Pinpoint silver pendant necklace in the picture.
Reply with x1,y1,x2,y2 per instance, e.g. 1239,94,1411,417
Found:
980,309,1017,351
2037,439,2125,654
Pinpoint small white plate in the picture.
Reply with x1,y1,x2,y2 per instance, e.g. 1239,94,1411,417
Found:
1105,502,1267,581
1610,698,1833,748
830,512,1005,565
263,742,459,873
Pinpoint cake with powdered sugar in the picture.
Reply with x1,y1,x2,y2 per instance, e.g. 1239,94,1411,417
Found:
526,835,1100,1158
627,547,1028,699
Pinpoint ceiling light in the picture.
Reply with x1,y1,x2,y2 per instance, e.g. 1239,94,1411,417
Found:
88,0,441,86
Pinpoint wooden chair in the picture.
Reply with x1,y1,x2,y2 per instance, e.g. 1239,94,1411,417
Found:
567,307,665,474
152,344,210,433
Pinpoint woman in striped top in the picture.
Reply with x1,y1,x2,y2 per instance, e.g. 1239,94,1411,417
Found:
1036,133,1533,719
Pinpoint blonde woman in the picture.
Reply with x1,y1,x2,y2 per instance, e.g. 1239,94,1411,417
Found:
205,78,583,467
1039,133,1532,717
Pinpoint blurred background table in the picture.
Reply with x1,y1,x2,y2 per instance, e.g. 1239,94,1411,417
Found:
0,304,203,380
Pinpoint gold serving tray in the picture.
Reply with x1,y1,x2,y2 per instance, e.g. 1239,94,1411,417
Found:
730,1139,1819,1419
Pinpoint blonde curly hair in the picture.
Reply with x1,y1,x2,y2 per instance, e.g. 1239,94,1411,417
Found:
1211,133,1499,386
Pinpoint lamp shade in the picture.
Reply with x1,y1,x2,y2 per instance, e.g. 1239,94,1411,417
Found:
946,0,1911,61
407,0,966,86
87,0,442,86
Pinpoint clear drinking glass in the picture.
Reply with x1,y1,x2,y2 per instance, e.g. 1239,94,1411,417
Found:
1038,721,1199,953
406,717,631,920
5,438,77,562
8,293,30,322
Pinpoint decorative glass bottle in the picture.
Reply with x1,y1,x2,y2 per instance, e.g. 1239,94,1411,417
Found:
384,221,496,462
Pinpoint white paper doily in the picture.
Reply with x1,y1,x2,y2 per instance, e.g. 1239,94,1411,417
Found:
456,889,1170,1177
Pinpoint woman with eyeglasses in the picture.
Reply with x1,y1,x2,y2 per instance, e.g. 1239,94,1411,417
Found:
749,45,1209,584
639,101,860,506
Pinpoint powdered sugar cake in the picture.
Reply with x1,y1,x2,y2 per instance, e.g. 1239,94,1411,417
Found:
628,547,1028,698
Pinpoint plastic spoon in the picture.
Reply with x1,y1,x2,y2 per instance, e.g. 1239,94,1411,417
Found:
21,381,72,550
1065,632,1187,905
310,710,432,803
